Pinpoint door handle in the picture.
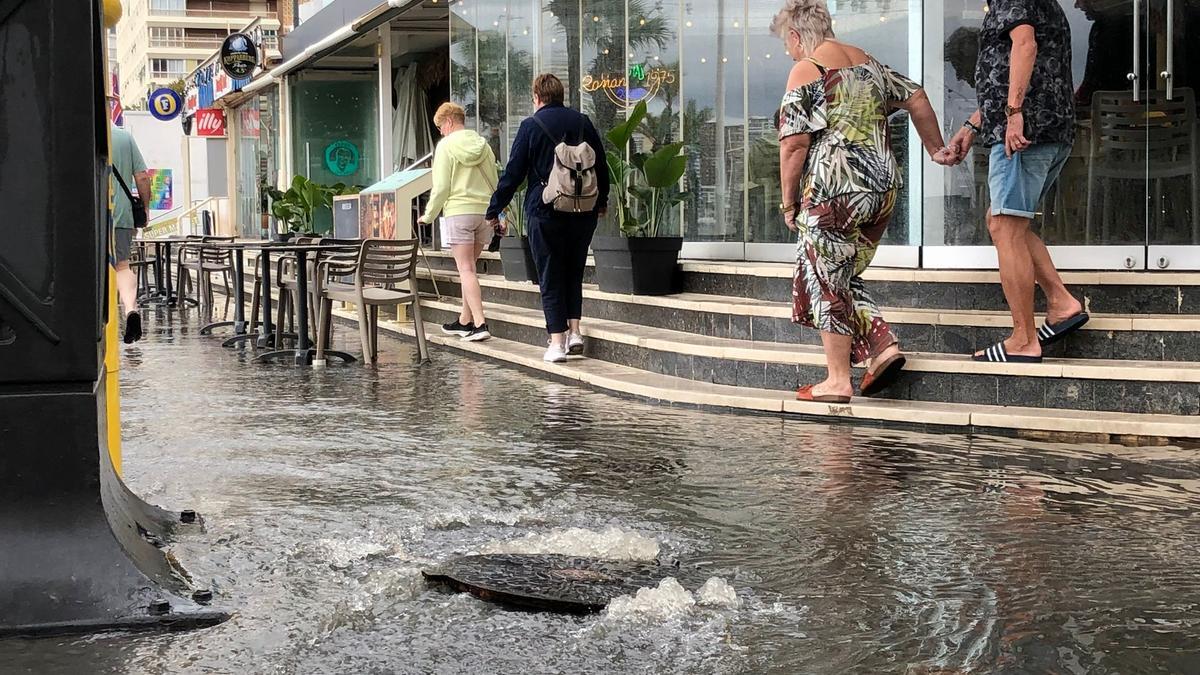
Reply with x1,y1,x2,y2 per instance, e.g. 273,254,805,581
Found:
1163,0,1174,99
1131,0,1141,101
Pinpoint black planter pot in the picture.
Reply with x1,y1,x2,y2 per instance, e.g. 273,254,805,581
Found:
591,235,683,295
499,235,538,283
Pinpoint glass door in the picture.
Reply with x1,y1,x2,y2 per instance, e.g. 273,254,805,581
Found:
1145,0,1199,269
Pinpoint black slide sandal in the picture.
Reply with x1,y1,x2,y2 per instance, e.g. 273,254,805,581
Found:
972,342,1042,363
1038,312,1089,346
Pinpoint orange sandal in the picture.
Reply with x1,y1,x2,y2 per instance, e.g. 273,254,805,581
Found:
860,354,906,397
796,384,851,404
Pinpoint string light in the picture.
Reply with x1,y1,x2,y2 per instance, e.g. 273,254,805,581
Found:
700,57,707,63
685,20,693,27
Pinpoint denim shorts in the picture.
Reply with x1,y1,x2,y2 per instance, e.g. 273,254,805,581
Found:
987,142,1072,219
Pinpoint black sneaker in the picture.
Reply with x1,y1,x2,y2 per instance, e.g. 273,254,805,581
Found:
123,311,142,344
463,323,491,342
442,319,473,337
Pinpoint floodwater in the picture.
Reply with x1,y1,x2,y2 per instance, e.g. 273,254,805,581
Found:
3,308,1200,674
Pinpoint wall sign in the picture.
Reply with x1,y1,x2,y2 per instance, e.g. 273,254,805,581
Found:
220,32,258,79
148,87,182,121
194,108,227,137
582,65,676,108
324,140,360,177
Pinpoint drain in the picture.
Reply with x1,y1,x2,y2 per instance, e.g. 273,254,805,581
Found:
422,553,704,613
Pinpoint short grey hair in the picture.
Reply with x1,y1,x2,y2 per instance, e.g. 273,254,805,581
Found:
769,0,836,55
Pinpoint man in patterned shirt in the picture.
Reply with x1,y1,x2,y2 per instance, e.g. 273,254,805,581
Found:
947,0,1089,364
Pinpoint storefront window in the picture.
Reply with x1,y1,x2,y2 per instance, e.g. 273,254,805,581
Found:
451,2,478,131
290,72,379,233
235,90,279,238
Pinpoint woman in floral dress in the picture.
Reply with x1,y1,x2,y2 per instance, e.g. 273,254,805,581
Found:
773,0,957,403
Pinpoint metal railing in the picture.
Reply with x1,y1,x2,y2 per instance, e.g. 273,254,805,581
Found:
148,8,279,21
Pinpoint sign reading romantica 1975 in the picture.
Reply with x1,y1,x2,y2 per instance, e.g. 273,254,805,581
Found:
582,64,676,108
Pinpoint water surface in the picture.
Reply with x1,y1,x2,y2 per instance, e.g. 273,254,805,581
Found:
3,309,1199,674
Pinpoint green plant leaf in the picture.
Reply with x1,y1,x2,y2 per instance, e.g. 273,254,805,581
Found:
605,99,648,150
642,142,687,188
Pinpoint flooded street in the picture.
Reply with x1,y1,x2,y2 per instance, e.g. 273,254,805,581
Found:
3,310,1200,674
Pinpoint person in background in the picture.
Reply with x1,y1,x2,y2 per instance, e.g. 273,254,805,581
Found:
419,101,499,342
946,0,1087,364
485,74,609,363
773,0,957,403
109,121,150,344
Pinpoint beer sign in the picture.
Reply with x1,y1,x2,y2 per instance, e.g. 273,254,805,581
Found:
219,32,258,79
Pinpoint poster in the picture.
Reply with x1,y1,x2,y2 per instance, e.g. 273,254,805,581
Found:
146,169,173,210
359,192,397,240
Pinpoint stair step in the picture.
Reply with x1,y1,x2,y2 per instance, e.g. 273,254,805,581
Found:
420,249,1200,314
427,299,1200,383
418,268,1200,362
359,309,1200,442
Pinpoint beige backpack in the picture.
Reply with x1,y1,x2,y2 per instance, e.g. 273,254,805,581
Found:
532,115,599,214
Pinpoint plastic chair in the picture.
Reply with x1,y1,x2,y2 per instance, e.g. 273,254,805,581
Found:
314,239,428,365
1086,88,1197,244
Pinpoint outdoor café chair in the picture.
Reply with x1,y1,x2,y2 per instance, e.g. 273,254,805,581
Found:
273,236,321,347
314,238,428,365
178,236,235,317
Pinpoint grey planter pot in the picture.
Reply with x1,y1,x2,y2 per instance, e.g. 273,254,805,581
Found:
591,235,683,296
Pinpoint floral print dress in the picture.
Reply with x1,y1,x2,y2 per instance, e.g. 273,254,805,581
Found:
779,55,919,365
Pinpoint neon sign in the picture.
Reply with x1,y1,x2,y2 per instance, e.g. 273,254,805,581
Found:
582,64,676,107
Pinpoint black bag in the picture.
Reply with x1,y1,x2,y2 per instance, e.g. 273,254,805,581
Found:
112,167,148,229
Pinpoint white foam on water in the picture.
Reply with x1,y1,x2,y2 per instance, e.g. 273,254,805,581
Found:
478,526,661,561
696,576,741,609
307,535,407,570
605,578,697,621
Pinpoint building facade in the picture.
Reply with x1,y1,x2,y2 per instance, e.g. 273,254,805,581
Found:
116,0,283,107
447,0,1200,271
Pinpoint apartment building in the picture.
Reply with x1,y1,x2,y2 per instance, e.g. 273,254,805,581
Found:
116,0,283,108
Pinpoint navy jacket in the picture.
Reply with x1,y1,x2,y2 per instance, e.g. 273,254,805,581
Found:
486,103,610,221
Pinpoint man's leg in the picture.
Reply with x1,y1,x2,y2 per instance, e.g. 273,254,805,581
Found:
116,261,138,317
985,213,1040,357
1026,230,1083,323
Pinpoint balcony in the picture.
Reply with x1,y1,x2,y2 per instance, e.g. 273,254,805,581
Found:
148,8,280,22
149,35,279,50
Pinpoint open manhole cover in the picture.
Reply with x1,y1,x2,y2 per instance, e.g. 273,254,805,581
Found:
423,554,703,613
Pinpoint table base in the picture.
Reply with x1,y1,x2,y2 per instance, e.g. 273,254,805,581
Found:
255,348,356,366
200,320,247,336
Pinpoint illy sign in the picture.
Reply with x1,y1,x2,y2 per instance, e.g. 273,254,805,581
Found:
194,108,226,137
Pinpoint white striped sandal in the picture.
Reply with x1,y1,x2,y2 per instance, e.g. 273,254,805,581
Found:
1037,312,1090,346
972,341,1043,364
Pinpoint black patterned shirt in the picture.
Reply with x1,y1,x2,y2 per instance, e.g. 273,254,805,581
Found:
975,0,1075,147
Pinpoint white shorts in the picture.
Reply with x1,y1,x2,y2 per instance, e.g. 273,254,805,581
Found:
440,214,492,246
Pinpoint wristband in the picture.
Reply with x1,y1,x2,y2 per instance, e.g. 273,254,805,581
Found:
963,120,982,135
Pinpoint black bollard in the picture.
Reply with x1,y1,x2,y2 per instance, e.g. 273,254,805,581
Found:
0,0,228,637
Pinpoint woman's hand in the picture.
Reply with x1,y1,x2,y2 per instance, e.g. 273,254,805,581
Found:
932,146,959,166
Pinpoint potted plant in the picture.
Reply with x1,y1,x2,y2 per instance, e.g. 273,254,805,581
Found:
592,100,688,295
266,176,357,241
497,174,537,282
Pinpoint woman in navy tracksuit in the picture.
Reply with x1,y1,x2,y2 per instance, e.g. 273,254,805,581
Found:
486,74,610,363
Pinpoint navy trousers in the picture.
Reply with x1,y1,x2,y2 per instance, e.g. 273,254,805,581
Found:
527,215,597,334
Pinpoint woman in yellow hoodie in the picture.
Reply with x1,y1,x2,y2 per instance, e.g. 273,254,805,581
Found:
419,102,499,342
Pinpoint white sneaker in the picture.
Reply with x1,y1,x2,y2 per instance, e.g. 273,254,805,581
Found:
567,331,584,355
543,344,568,363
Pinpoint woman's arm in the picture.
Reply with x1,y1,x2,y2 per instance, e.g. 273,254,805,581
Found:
779,133,811,231
420,146,449,224
896,89,948,159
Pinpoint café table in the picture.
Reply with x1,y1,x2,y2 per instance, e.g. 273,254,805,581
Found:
245,241,358,366
136,234,192,307
193,240,296,350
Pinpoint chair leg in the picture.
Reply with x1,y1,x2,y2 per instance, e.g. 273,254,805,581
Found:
175,265,186,308
249,276,261,331
315,298,330,363
222,270,232,314
357,301,372,365
275,289,288,349
369,305,379,362
411,297,428,362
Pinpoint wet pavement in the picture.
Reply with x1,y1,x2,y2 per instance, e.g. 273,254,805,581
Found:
2,308,1200,674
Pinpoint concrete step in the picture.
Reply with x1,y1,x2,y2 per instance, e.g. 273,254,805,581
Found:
420,249,1200,315
421,299,1200,417
353,308,1200,443
416,268,1200,363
